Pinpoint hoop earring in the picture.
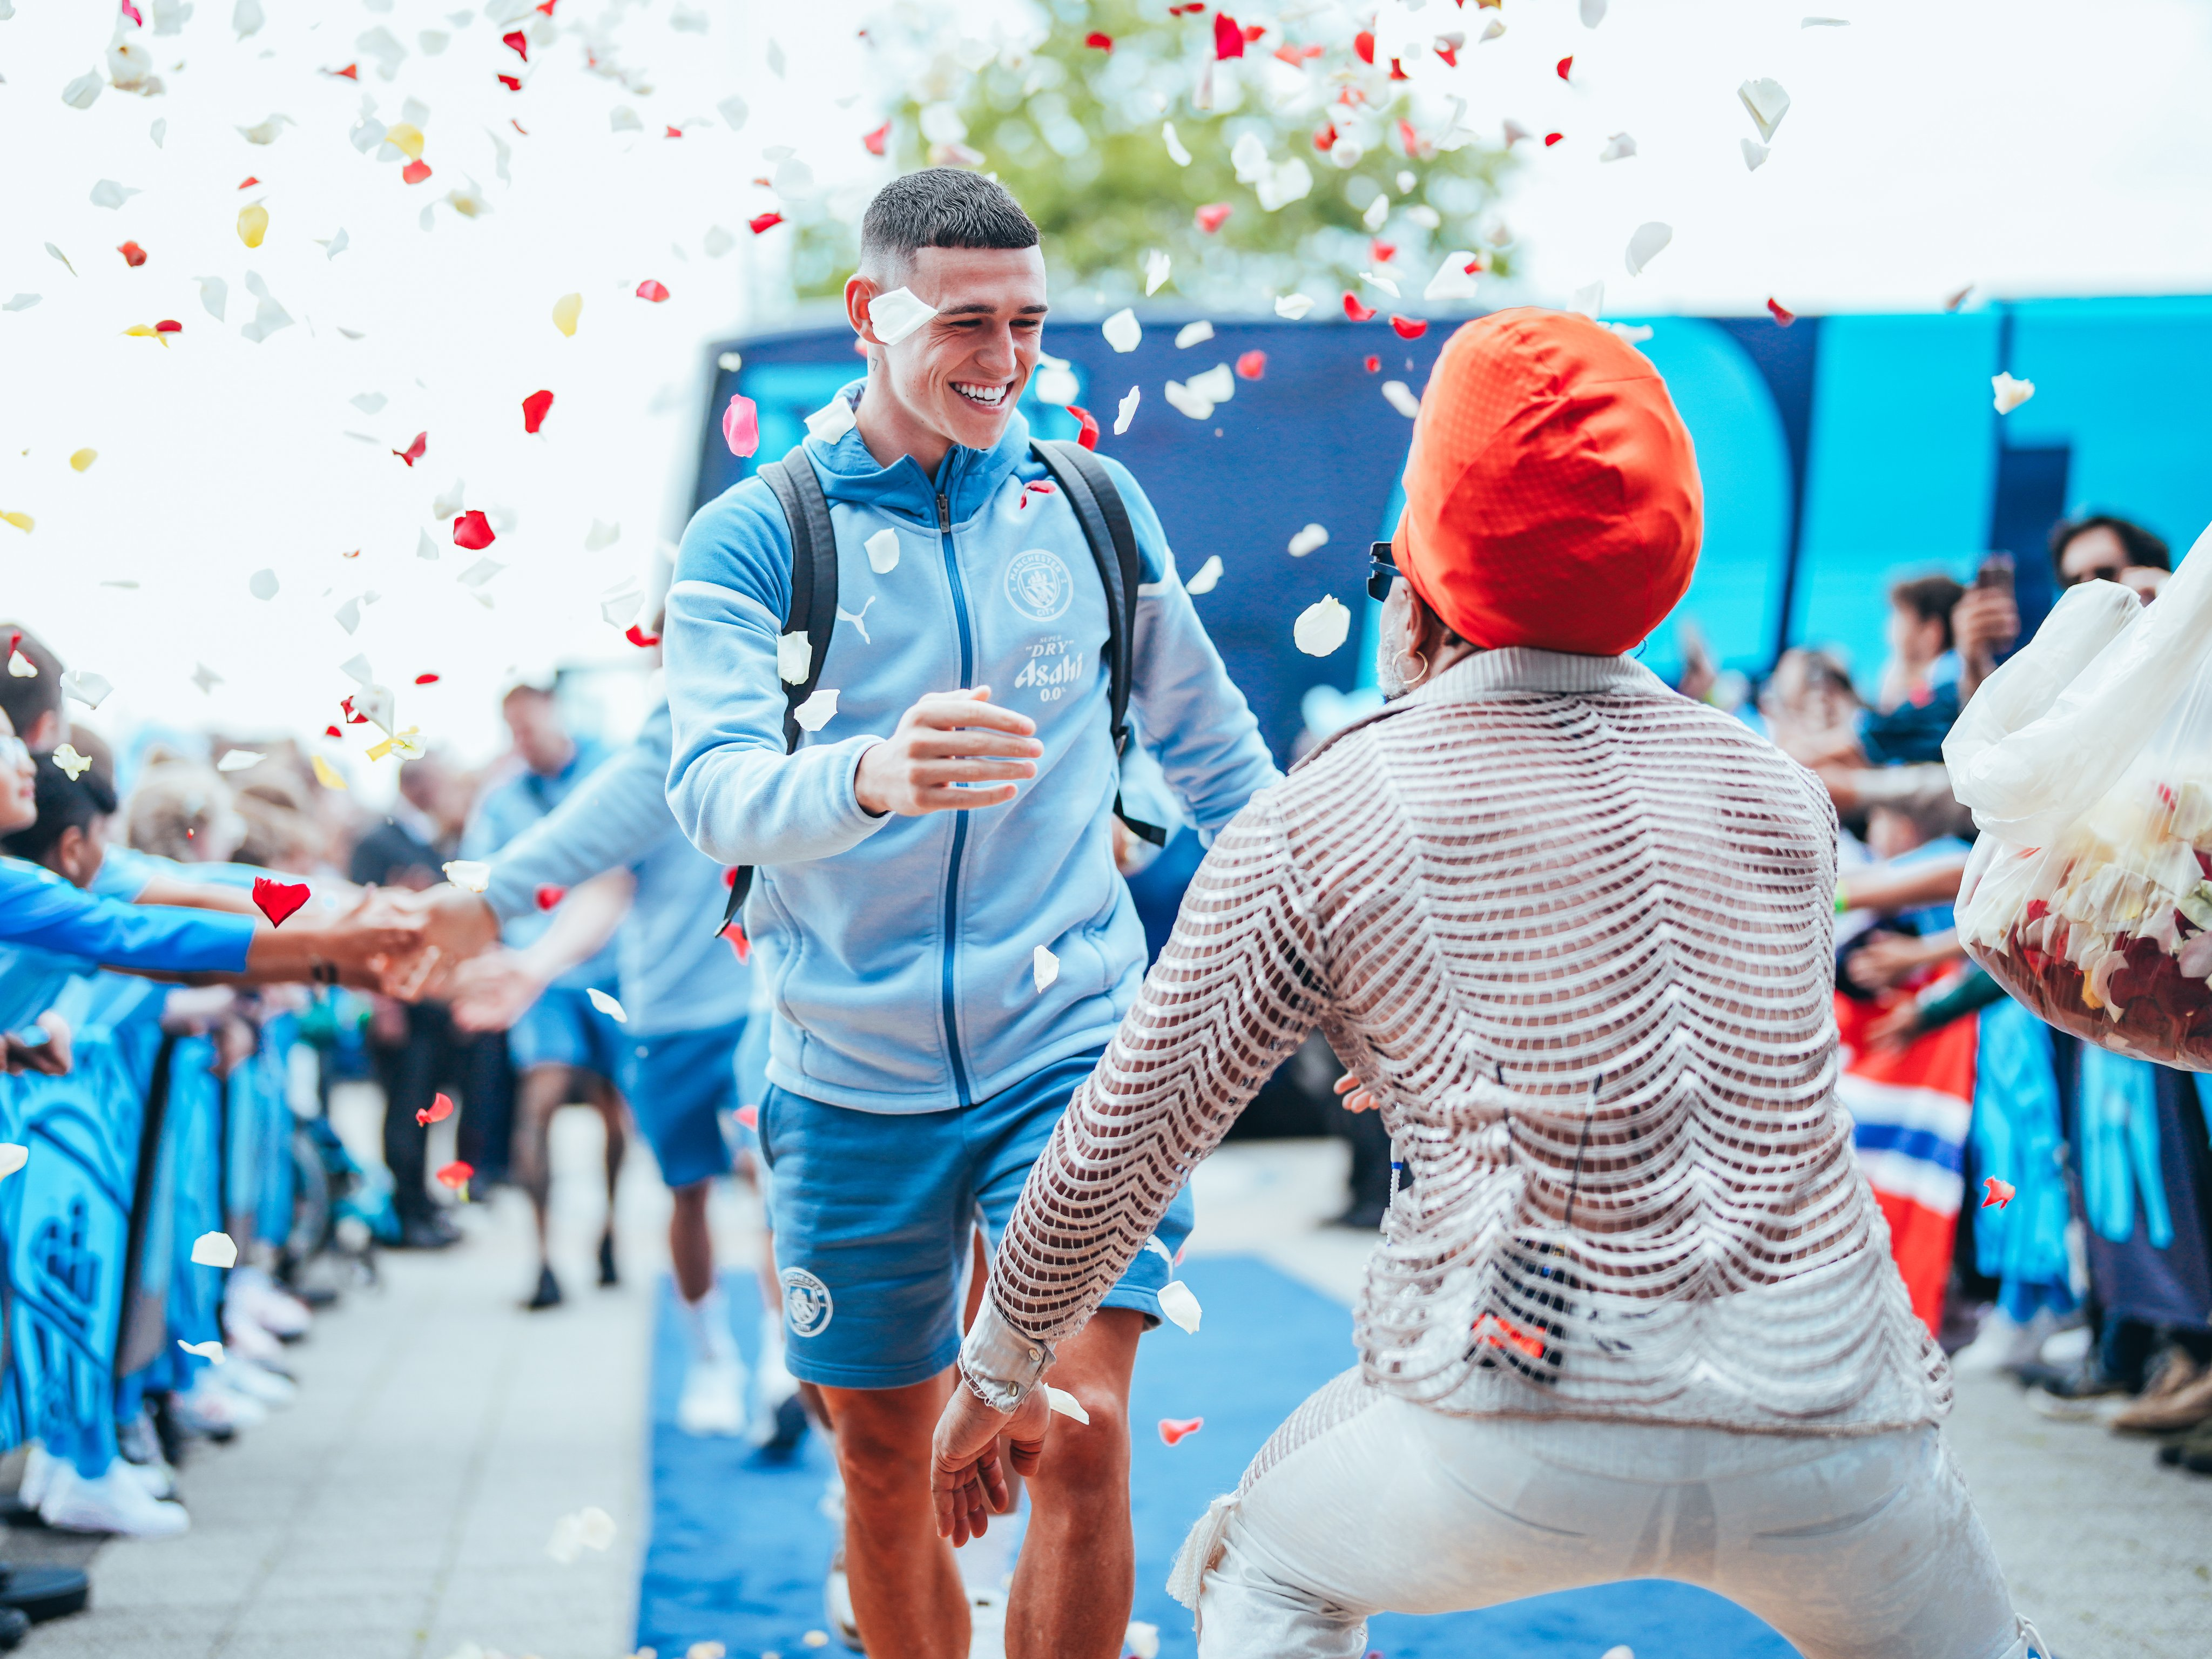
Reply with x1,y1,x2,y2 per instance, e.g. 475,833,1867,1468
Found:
1394,649,1428,686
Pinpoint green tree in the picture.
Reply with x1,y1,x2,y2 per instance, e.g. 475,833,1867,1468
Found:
793,0,1513,311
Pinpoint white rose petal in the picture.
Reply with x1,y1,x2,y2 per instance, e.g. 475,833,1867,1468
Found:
1625,221,1673,276
918,101,965,144
1992,373,2035,415
1609,322,1655,344
546,1515,583,1564
576,1507,617,1550
599,579,644,628
865,528,901,574
1114,386,1141,435
217,749,264,773
178,1339,226,1363
1294,596,1352,657
1381,380,1422,419
585,518,622,552
192,663,224,694
431,477,467,521
718,94,748,131
1175,319,1213,349
610,106,642,133
1256,158,1312,212
1424,253,1481,303
417,530,439,561
62,670,112,710
1742,139,1770,171
1571,281,1605,319
89,179,140,210
456,558,504,589
1362,192,1391,232
442,860,491,893
1162,122,1191,166
585,987,629,1023
0,1145,27,1180
334,598,362,635
777,631,812,684
1126,1623,1161,1659
1598,132,1637,162
868,286,938,347
1157,1279,1203,1334
1287,524,1328,558
1187,362,1233,405
1033,943,1060,992
1102,309,1141,354
792,687,839,732
1581,0,1608,22
247,568,279,601
1034,364,1078,406
1359,269,1401,300
1143,248,1172,297
1802,16,1850,25
233,0,263,36
1185,555,1223,595
1045,1385,1089,1425
1163,380,1215,421
62,70,103,110
191,1231,239,1269
805,396,857,443
1273,293,1316,320
1738,78,1790,144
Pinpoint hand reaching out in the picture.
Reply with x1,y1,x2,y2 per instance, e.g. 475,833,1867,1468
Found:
854,688,1041,818
447,949,551,1033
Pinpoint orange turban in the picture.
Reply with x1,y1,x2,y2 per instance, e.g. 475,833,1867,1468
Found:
1391,308,1703,657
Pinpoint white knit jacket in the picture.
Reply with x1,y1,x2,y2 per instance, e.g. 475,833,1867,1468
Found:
965,647,1952,1435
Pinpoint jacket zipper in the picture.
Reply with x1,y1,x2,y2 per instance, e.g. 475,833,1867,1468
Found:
936,489,975,1108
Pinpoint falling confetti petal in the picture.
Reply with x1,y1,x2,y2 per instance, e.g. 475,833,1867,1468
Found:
51,746,92,781
1114,386,1140,435
861,120,890,157
247,568,278,599
1381,380,1422,419
415,1091,457,1130
1389,315,1428,340
1981,1176,2014,1209
252,876,309,926
1,512,33,534
63,71,104,110
1294,595,1352,656
1236,350,1266,380
805,396,857,444
1343,293,1377,322
533,886,567,914
1738,78,1791,144
1158,1417,1204,1446
178,1339,225,1363
868,286,938,346
1143,248,1172,296
1802,15,1850,24
1176,320,1215,349
69,448,98,473
0,1145,25,1183
1102,308,1141,353
1127,1623,1161,1659
62,670,111,709
522,389,555,433
435,1159,474,1191
46,244,77,276
864,528,900,574
1425,253,1481,303
1273,293,1314,320
1185,555,1223,595
1286,524,1328,557
457,557,504,589
1046,1386,1090,1424
1992,373,2034,414
117,241,148,268
1193,203,1232,235
312,754,347,790
192,663,223,694
6,651,33,679
2,296,40,313
1767,298,1796,327
1157,1280,1203,1333
1162,122,1192,167
1067,404,1100,450
217,748,265,772
191,1231,239,1269
90,179,140,211
1557,55,1574,79
1625,222,1673,276
636,279,669,302
550,292,582,338
237,113,292,145
1742,139,1771,171
722,394,759,457
1033,944,1060,992
442,860,491,893
748,211,785,235
792,687,839,732
1599,132,1637,162
401,159,433,185
238,203,269,247
453,509,495,549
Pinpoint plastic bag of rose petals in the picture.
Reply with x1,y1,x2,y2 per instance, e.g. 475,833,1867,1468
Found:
1946,521,2212,1068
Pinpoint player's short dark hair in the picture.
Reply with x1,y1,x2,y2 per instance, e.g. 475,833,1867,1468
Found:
0,623,64,740
2,752,116,866
859,168,1038,277
2049,512,2169,576
1889,574,1966,651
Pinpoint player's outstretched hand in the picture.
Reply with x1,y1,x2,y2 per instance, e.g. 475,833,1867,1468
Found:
854,688,1041,818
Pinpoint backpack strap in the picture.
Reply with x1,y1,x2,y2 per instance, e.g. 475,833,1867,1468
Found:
1029,438,1168,847
719,453,840,936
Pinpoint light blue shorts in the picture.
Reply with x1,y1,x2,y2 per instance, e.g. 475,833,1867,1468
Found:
509,983,628,1080
616,1019,744,1190
759,1046,1196,1390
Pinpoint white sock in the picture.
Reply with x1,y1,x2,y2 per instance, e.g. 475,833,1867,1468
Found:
678,1285,740,1366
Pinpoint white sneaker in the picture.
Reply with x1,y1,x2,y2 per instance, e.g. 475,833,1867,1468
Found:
119,1455,178,1502
228,1266,312,1340
220,1359,298,1408
173,1377,267,1435
39,1457,190,1538
17,1442,56,1509
220,1311,293,1372
677,1354,750,1438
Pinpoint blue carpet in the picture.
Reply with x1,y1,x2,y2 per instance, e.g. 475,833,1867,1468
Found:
638,1257,1801,1659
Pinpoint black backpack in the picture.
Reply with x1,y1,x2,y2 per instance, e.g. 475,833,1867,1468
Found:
717,438,1165,935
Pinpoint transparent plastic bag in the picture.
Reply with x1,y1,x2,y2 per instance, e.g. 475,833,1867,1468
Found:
1946,524,2212,1068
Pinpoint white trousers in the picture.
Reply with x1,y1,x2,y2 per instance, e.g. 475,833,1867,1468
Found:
1184,1392,2039,1659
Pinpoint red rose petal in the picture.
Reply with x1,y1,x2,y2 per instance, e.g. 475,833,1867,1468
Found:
1766,296,1797,327
748,211,785,234
522,388,555,434
251,876,311,928
394,431,427,467
435,1159,474,1190
723,393,760,457
736,1103,759,1129
1370,239,1395,264
415,1091,456,1127
324,725,342,739
121,0,143,24
237,176,260,190
153,318,181,333
1981,1176,2015,1210
636,279,670,302
861,120,891,157
1557,54,1574,79
534,885,567,912
498,73,521,91
1067,403,1101,450
625,622,661,648
1436,43,1457,66
665,125,683,138
1313,122,1337,152
502,28,528,59
414,672,440,685
1194,203,1232,233
1364,354,1380,373
1543,132,1563,147
401,158,433,185
1388,56,1408,79
1158,1417,1204,1446
1353,29,1375,63
1085,30,1112,49
1212,11,1244,58
1343,293,1377,322
452,509,495,550
1389,315,1427,339
326,62,358,79
1235,350,1266,380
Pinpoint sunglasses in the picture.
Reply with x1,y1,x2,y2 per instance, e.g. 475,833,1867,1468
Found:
1368,541,1399,603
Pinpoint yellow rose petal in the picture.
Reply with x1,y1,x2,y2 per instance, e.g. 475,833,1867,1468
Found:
69,448,97,473
383,122,424,160
0,511,33,533
237,203,269,248
552,291,582,337
311,753,348,790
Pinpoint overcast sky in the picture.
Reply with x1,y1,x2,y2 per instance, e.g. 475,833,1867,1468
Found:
2,0,2207,795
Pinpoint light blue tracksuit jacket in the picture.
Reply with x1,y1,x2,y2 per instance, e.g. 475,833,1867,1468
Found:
664,385,1281,1114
